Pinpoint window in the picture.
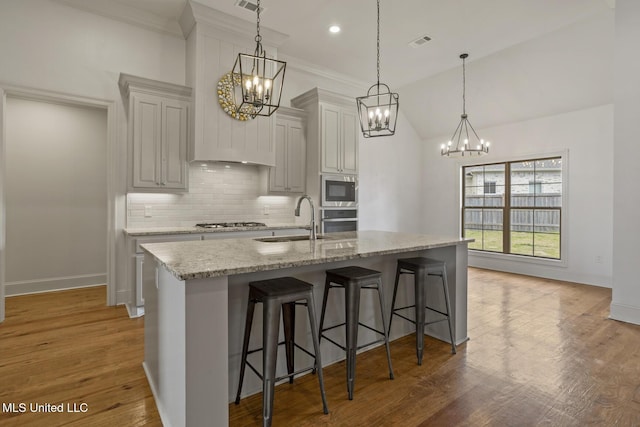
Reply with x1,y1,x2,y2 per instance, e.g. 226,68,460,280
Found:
462,157,562,260
484,181,497,194
528,181,542,194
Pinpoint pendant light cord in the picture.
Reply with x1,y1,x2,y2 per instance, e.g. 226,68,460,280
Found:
255,0,262,52
376,0,380,87
462,55,466,116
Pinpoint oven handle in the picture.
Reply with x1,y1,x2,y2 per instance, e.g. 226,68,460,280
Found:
321,218,358,222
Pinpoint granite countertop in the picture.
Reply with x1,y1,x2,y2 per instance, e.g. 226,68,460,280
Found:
124,223,309,236
141,230,473,281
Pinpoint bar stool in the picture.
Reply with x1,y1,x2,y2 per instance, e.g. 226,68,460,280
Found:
319,266,394,400
235,276,329,427
389,257,456,366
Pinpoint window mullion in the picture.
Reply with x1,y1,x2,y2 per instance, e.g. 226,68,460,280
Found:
504,162,511,254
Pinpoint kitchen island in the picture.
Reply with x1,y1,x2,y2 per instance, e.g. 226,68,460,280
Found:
141,230,471,427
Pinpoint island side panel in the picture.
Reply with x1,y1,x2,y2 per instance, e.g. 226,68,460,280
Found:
418,244,469,345
455,243,469,344
185,276,229,427
143,256,187,427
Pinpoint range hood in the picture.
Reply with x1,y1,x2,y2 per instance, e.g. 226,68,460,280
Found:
179,1,289,166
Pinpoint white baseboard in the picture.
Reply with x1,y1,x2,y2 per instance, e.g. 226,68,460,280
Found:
4,274,106,296
469,254,612,288
609,302,640,326
125,303,145,318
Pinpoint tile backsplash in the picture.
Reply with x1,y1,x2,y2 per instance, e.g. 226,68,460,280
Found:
127,162,301,228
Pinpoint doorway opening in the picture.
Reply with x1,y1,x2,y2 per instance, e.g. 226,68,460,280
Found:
0,87,118,322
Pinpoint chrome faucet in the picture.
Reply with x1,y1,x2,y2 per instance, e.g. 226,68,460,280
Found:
294,195,317,241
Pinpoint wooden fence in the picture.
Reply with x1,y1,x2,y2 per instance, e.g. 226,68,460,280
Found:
464,194,560,233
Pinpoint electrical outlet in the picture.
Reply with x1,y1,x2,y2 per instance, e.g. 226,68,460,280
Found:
144,205,152,218
595,255,603,264
263,205,269,215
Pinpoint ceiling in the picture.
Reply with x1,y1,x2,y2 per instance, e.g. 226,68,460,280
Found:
57,0,614,88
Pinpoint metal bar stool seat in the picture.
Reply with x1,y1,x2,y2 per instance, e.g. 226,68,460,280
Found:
389,257,456,366
235,276,329,427
319,266,394,400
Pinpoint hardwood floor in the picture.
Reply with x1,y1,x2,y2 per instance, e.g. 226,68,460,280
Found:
0,287,160,427
2,269,640,426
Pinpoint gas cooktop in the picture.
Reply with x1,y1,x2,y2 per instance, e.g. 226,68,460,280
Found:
195,222,267,229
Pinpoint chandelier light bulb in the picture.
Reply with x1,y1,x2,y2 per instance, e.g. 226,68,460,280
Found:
253,75,259,86
245,79,252,90
264,79,271,89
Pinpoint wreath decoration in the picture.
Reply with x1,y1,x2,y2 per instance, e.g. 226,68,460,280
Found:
217,72,257,121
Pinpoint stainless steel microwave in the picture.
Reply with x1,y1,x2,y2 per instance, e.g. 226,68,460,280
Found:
321,174,358,207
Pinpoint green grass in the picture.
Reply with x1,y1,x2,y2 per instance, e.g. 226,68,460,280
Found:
465,229,560,259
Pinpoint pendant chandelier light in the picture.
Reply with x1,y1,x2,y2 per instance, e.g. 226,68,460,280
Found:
441,53,490,156
356,0,399,138
232,0,286,118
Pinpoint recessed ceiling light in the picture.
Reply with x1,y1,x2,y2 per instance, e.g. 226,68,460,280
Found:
329,25,341,34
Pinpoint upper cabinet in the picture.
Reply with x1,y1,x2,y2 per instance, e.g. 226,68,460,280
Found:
291,88,359,175
119,74,191,192
180,2,288,166
270,107,306,193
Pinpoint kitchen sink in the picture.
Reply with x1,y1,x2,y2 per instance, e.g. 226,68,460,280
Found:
254,234,336,243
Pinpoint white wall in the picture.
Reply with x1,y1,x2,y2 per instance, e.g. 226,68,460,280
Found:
611,0,640,325
0,0,186,305
415,7,616,289
424,105,613,287
358,112,424,232
5,97,108,295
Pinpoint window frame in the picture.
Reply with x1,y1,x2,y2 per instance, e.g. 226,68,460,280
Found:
461,154,566,265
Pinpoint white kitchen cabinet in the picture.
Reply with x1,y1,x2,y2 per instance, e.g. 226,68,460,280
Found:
292,88,359,175
320,103,358,174
119,74,191,192
269,107,306,193
127,233,203,317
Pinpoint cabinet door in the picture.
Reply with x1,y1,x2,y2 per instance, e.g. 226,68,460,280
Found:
270,120,288,192
321,104,341,173
341,109,359,174
161,99,188,190
132,94,162,188
286,120,306,193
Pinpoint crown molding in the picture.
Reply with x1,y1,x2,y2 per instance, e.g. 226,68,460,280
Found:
180,0,288,46
53,0,183,38
118,73,192,99
279,53,368,93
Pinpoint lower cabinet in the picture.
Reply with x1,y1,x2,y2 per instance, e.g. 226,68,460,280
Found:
126,228,309,317
127,233,203,317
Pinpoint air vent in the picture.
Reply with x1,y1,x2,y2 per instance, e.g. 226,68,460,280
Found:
235,0,264,13
409,35,432,48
